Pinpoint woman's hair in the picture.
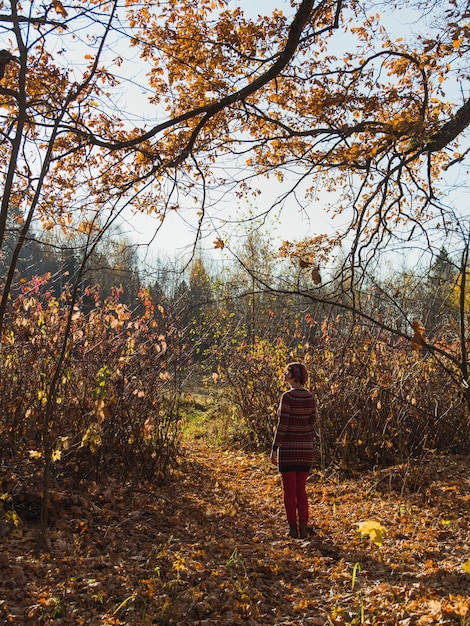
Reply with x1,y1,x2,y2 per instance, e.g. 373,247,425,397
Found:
287,362,308,385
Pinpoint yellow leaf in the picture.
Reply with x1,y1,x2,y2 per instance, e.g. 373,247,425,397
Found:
357,520,387,547
2,330,15,344
462,559,470,574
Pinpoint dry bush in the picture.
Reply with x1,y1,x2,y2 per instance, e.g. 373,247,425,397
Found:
213,336,290,451
212,319,469,470
312,323,469,470
0,280,184,481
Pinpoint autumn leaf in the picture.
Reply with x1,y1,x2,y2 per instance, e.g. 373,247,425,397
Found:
81,424,102,452
2,329,15,344
410,319,427,350
462,559,470,574
298,257,321,283
311,266,321,285
52,0,68,18
213,237,225,249
94,398,107,423
357,520,387,547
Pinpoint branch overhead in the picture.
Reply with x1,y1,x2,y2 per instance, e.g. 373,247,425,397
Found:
425,99,470,153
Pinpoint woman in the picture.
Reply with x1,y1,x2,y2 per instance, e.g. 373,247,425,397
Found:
270,362,317,539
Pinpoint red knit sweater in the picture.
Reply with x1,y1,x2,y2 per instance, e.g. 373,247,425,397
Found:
271,388,316,471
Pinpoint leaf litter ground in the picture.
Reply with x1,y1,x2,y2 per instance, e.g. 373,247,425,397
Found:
1,441,470,625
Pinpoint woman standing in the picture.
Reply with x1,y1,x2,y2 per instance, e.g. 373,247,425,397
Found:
270,362,317,539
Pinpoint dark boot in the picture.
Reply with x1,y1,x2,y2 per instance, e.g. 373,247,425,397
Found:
299,524,309,539
288,524,298,538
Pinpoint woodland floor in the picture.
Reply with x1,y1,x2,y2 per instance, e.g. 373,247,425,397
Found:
1,438,470,625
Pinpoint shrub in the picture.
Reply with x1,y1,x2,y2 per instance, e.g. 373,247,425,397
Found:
210,317,470,470
0,280,184,481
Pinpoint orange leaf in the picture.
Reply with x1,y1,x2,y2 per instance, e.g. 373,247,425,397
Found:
52,0,68,18
411,319,427,350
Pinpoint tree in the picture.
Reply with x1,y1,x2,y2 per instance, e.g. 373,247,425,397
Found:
425,247,459,337
1,0,468,319
85,233,142,306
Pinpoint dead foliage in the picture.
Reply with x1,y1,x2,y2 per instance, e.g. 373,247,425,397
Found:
1,443,470,625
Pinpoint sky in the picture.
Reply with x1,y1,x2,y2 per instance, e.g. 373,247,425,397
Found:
120,0,332,262
126,175,337,262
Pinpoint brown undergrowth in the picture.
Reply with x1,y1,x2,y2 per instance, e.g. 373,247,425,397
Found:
1,442,470,625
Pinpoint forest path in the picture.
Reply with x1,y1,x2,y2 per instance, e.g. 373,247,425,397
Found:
164,438,338,625
2,439,470,624
139,439,470,625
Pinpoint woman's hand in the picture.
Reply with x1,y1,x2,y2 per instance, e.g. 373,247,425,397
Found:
270,450,278,466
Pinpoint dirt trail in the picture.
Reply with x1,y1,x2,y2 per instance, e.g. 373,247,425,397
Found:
2,440,470,624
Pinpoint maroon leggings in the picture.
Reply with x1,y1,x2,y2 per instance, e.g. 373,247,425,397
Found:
281,471,309,526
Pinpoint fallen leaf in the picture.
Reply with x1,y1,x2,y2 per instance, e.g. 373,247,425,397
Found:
356,520,387,547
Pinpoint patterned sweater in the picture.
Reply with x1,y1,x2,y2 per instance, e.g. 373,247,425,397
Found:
271,388,316,471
